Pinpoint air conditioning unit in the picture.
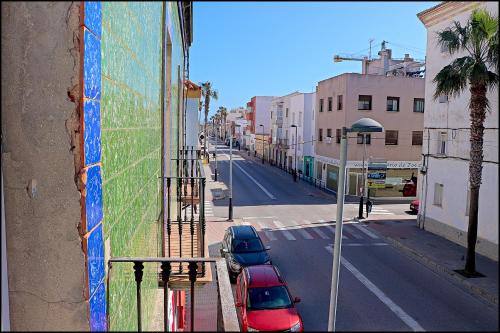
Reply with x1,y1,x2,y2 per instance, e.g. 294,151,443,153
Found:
326,137,332,144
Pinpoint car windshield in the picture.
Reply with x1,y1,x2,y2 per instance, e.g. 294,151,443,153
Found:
247,286,293,310
232,238,264,253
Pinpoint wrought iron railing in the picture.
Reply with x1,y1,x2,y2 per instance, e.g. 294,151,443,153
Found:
106,257,240,332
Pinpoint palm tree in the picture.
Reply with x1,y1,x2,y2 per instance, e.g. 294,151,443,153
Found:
433,8,498,275
218,106,228,140
201,82,218,152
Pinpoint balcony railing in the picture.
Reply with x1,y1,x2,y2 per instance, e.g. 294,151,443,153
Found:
278,138,289,148
165,147,206,275
106,257,240,332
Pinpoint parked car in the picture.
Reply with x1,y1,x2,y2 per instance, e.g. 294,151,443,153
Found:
220,226,271,283
410,199,419,214
235,265,303,332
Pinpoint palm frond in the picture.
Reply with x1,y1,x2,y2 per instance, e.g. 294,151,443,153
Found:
212,90,219,100
433,56,472,99
436,21,465,55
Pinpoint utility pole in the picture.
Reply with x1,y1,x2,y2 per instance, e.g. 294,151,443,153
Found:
358,134,367,219
214,123,218,181
259,124,265,164
291,125,298,182
228,124,233,222
369,38,374,60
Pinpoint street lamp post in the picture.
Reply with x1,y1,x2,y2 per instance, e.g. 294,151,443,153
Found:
228,124,241,222
291,125,298,182
259,124,265,164
358,133,368,219
328,118,383,332
214,123,218,182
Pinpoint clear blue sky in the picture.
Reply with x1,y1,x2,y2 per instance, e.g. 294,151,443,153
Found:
190,1,440,119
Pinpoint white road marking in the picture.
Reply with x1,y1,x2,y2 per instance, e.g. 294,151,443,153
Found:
314,220,347,239
290,220,314,240
257,221,277,241
272,221,296,241
311,227,330,240
339,254,425,332
352,223,379,239
344,225,364,239
225,154,276,200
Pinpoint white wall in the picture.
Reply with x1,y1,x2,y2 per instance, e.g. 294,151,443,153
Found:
418,2,498,256
185,97,200,148
303,92,315,157
255,96,275,134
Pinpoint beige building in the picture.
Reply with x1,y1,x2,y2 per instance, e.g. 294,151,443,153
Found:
314,72,425,198
416,1,498,260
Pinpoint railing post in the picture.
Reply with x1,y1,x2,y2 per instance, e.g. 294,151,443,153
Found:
133,261,144,332
190,177,195,257
106,261,112,332
167,178,172,257
201,178,206,275
161,262,172,332
188,261,198,332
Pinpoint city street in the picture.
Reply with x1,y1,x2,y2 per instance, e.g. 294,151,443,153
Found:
206,140,498,331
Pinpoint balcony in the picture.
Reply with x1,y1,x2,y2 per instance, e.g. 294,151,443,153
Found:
278,138,289,149
165,147,208,280
272,116,283,126
106,257,240,332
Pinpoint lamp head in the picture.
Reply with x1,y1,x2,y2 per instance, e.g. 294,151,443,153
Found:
349,118,384,133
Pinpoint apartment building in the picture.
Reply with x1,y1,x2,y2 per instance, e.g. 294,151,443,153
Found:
315,72,425,198
417,1,498,260
244,96,275,154
269,92,316,175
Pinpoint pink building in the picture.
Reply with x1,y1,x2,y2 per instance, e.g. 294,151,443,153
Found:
314,73,425,198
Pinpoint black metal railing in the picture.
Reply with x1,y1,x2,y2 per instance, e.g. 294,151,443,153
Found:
164,146,206,274
106,257,239,332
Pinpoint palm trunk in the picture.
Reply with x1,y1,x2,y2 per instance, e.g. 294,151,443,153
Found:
465,83,487,275
204,96,209,153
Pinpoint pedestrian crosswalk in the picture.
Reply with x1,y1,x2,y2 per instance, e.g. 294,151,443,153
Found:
235,218,381,242
368,207,394,215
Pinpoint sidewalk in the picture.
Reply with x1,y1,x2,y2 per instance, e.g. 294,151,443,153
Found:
364,218,499,306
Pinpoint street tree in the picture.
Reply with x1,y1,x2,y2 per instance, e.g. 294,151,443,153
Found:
433,8,498,275
201,81,218,152
218,106,228,140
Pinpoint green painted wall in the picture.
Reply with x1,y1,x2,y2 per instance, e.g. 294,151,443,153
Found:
100,2,180,330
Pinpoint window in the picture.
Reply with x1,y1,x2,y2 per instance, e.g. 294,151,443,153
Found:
358,95,372,110
438,132,447,155
385,130,398,145
298,136,302,151
319,128,323,142
328,97,333,111
319,99,324,112
337,95,343,110
285,108,289,117
327,128,332,137
336,129,341,144
414,98,424,112
386,96,400,111
433,183,443,206
299,112,302,127
412,131,423,145
438,94,448,103
357,133,371,144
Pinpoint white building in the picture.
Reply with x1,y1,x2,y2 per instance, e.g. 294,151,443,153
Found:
269,92,315,175
417,1,498,260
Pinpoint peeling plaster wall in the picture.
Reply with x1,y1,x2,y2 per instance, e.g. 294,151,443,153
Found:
1,2,88,331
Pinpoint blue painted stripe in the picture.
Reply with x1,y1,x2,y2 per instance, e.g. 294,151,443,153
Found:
87,224,105,298
84,1,102,38
83,29,101,100
89,282,107,331
83,99,102,166
85,164,103,234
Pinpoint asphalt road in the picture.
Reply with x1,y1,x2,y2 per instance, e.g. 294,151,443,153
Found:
207,140,498,331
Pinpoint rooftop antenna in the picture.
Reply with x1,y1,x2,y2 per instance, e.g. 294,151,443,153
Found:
369,38,374,60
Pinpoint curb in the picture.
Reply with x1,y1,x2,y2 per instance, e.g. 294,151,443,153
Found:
382,235,498,306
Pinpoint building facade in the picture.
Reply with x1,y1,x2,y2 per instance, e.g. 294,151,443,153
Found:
269,92,315,175
1,1,194,330
315,72,425,198
245,96,275,155
417,1,498,260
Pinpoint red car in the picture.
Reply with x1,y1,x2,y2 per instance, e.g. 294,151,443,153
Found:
410,199,419,214
235,265,303,332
